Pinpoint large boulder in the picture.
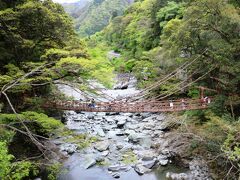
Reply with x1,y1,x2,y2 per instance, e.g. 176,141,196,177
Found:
134,164,151,175
94,125,105,137
117,119,126,128
108,165,130,172
128,133,145,143
60,143,78,155
138,150,157,161
94,141,110,152
142,160,156,169
83,155,96,169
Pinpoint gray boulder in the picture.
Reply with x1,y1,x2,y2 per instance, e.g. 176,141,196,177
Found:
138,150,157,161
117,119,126,128
112,172,120,179
60,143,77,154
108,165,130,172
142,160,156,169
94,141,110,152
134,164,151,175
83,155,96,169
95,126,105,137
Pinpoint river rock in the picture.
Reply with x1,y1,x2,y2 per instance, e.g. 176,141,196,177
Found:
124,129,136,135
94,141,110,152
107,130,118,138
120,144,133,152
125,123,138,130
159,159,168,166
95,155,105,162
114,82,128,90
65,111,77,116
117,119,126,128
189,159,212,180
166,172,190,180
142,160,156,169
142,116,156,122
96,112,106,116
83,155,96,169
103,116,115,123
52,139,64,145
158,154,169,166
115,130,125,136
141,113,151,119
87,114,94,120
108,165,130,172
138,150,157,161
134,164,151,175
156,114,165,121
120,113,133,117
60,143,78,154
95,126,105,137
115,116,127,122
139,136,152,149
128,133,145,143
116,143,124,150
112,172,120,179
101,150,109,156
73,114,87,121
143,122,155,130
106,112,120,116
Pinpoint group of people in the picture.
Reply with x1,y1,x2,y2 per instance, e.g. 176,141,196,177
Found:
88,98,95,108
169,96,211,110
84,97,211,111
169,99,187,109
202,96,211,106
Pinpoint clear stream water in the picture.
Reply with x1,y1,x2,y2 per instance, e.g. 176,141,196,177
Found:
59,153,186,180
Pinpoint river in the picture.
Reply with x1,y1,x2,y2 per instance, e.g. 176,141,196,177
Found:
54,75,188,180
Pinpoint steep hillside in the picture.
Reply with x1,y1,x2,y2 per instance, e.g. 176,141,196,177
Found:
62,0,134,37
62,0,91,19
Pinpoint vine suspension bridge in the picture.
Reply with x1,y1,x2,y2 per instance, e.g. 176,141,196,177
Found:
44,50,216,113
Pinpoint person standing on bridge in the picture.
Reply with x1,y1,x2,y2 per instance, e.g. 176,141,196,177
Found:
170,100,174,109
90,98,95,108
88,98,95,108
181,99,186,110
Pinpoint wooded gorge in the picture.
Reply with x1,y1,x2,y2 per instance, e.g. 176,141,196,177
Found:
0,0,240,179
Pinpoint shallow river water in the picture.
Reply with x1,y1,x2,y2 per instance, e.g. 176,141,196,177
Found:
59,153,186,180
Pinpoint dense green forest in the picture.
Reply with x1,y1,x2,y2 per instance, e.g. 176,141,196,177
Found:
0,0,113,179
0,0,239,179
62,0,134,37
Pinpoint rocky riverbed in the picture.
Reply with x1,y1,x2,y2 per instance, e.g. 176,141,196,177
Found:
52,110,212,180
53,74,212,180
56,111,179,179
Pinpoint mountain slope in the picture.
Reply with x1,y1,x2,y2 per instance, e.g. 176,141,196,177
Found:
62,0,134,37
62,0,91,18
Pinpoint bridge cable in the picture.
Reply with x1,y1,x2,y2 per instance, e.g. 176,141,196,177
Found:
123,49,208,100
130,67,203,102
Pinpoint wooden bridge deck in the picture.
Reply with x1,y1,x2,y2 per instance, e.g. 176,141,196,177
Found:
44,98,211,112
